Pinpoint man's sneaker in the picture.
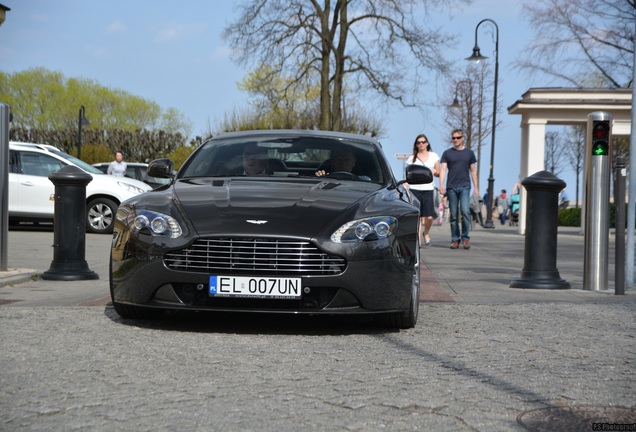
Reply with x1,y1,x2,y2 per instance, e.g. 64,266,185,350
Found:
463,240,471,249
450,241,459,249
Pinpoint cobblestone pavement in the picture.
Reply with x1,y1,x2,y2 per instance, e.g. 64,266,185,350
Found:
1,300,635,431
1,226,635,430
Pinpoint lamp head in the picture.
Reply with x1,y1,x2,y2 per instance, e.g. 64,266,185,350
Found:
466,46,487,63
450,97,461,109
79,105,90,126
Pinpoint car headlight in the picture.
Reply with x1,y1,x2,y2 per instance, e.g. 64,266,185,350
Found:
124,209,183,238
117,181,148,194
331,216,397,243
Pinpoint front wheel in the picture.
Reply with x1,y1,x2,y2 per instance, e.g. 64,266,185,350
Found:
385,248,420,329
86,197,118,234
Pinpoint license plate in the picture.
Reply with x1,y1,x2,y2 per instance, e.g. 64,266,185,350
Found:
209,275,302,299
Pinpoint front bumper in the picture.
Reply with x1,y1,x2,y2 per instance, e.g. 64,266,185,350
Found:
110,234,416,314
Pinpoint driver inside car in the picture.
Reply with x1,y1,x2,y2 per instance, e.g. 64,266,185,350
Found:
316,148,355,177
315,148,370,180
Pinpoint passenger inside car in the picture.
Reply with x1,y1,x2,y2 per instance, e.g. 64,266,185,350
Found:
242,144,268,175
217,143,287,176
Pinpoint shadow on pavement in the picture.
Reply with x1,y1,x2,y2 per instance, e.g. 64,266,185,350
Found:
102,305,405,336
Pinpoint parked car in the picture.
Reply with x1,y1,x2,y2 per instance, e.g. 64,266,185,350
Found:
92,162,172,189
8,142,152,234
109,129,432,328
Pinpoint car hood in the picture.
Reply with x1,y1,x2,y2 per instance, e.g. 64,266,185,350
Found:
173,178,381,238
93,173,152,191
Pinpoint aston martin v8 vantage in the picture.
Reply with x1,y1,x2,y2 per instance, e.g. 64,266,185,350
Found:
110,130,432,328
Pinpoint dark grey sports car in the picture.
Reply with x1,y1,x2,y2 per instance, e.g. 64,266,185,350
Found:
109,130,432,328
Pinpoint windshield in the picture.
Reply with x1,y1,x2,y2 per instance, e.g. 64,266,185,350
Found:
180,134,386,184
50,148,105,174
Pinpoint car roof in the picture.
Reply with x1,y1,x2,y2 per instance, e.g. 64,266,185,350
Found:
10,141,59,152
210,129,383,148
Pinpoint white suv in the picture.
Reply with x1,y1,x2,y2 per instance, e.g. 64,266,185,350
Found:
8,141,152,234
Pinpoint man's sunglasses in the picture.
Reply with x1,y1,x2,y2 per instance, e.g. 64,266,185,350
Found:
451,136,463,140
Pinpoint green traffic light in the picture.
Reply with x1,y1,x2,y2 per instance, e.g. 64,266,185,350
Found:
592,141,608,156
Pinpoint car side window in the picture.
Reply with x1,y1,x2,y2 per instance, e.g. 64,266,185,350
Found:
9,150,19,173
125,166,137,180
18,152,65,177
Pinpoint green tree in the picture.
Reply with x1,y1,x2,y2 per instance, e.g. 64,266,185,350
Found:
2,68,193,163
221,64,384,136
167,144,198,170
0,67,192,136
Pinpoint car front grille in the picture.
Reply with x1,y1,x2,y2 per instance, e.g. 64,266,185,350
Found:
164,238,346,275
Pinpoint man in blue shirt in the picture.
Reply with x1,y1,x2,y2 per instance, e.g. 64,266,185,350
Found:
439,129,480,249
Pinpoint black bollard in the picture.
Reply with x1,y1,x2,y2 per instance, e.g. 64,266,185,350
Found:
42,166,99,281
510,171,570,289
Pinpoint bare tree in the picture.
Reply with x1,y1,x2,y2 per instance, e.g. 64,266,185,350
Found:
223,0,469,131
517,0,635,88
444,63,500,182
544,130,568,177
565,125,585,209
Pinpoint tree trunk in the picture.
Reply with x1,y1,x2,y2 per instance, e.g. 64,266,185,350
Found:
330,0,347,131
317,1,332,131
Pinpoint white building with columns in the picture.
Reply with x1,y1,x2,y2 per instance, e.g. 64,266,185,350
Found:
507,88,632,234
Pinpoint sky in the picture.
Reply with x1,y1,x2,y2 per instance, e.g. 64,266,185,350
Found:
0,0,578,199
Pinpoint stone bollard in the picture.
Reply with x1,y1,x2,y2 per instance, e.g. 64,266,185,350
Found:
510,170,570,289
42,166,99,281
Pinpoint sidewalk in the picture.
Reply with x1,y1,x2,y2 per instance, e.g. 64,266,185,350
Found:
1,224,634,305
419,222,635,304
0,229,112,306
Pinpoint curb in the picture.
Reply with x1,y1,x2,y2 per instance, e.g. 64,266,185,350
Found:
0,269,41,288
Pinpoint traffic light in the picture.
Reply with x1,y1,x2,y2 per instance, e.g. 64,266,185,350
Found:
591,120,610,156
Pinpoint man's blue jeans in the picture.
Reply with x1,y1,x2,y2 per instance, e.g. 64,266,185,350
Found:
447,187,471,242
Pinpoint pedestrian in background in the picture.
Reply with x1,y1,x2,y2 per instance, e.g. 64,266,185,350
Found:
559,188,570,209
439,129,479,250
107,151,127,177
495,189,511,225
470,193,484,227
405,133,440,246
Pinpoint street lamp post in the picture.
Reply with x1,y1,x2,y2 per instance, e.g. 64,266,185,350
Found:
77,105,90,160
466,18,498,229
450,79,473,137
450,79,472,109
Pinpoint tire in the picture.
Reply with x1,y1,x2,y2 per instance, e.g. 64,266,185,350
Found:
109,255,163,320
385,246,420,329
86,197,118,234
112,301,163,319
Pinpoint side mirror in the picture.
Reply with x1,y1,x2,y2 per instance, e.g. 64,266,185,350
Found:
147,158,175,179
395,164,433,188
